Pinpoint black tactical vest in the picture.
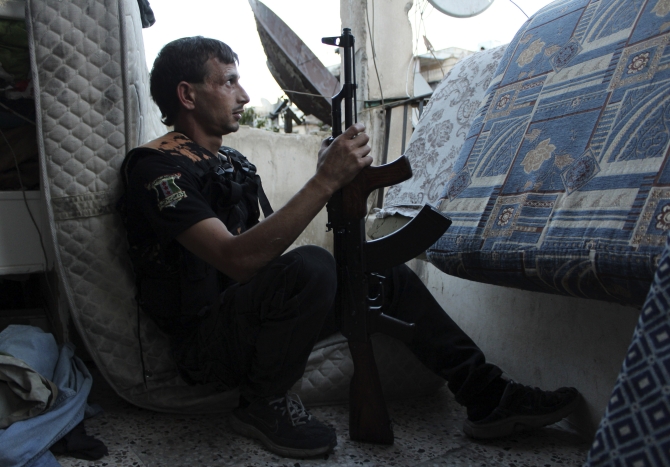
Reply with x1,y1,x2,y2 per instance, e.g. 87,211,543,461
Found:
118,133,273,338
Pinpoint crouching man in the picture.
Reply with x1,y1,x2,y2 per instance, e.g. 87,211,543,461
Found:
119,36,581,459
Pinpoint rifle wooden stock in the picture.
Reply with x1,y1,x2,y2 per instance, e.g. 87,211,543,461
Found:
348,340,394,444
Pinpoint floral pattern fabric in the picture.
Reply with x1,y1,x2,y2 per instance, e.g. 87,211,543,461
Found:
419,0,670,307
382,45,507,217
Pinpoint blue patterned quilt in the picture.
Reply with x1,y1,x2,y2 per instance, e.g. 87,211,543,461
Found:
426,0,670,307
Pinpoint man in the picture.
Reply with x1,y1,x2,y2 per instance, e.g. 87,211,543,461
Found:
120,36,580,459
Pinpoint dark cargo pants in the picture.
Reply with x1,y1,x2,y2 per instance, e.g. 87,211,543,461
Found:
178,245,502,408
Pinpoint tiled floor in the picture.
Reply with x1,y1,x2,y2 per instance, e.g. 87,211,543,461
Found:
56,366,592,467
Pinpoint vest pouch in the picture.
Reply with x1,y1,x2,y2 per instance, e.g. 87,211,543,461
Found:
202,170,250,236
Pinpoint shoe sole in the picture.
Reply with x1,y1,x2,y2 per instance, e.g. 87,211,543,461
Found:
229,413,337,459
462,393,581,440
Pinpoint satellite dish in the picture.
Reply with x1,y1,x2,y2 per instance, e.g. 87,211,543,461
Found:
427,0,494,18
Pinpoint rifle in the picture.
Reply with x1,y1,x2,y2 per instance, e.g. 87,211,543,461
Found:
322,28,452,444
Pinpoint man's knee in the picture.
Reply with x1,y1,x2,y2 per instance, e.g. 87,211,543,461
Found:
287,245,336,294
291,245,335,268
259,246,336,326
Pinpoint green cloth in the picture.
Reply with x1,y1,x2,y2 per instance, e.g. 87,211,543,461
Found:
0,19,29,81
0,354,58,429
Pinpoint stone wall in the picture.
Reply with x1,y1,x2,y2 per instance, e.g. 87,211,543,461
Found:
222,126,333,252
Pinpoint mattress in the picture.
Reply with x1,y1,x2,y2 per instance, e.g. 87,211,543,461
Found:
425,0,670,307
27,0,443,412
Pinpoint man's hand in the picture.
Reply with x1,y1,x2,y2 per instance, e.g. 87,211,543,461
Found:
315,123,372,195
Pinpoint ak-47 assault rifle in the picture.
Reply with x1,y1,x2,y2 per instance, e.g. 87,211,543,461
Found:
322,28,452,444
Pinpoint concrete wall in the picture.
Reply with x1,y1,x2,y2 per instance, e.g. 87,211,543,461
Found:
222,126,332,252
343,0,414,101
409,259,640,436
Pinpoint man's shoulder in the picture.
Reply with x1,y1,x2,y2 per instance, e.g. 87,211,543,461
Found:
138,132,214,164
123,132,217,181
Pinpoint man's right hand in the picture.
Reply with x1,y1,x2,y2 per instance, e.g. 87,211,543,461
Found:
177,122,372,283
314,122,373,195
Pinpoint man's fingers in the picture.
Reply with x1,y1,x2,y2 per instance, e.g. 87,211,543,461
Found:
355,141,372,158
360,154,373,167
351,132,370,147
342,122,366,139
328,124,368,150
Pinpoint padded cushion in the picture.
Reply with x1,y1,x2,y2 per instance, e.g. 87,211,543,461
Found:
27,0,443,412
294,333,445,406
425,0,670,307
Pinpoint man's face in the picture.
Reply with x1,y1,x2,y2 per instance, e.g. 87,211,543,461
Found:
191,58,250,136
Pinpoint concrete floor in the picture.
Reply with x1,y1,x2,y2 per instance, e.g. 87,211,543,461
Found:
54,365,592,467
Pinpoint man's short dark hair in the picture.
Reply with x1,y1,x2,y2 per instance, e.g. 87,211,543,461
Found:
150,36,239,126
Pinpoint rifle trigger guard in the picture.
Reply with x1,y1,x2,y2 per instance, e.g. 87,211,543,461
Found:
367,273,386,308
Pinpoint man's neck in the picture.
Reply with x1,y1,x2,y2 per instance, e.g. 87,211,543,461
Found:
173,123,222,156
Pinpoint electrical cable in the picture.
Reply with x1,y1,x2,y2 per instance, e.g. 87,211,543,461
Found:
405,55,415,98
509,0,529,18
0,101,36,126
0,127,57,332
407,0,441,98
408,1,423,97
280,89,324,98
365,0,384,106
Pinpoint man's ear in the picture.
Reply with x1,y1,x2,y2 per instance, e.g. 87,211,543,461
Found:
176,81,197,111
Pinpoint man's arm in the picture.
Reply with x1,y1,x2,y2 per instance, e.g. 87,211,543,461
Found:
176,123,372,283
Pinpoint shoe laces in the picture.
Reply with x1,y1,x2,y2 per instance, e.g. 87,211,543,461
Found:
507,381,563,407
269,393,312,427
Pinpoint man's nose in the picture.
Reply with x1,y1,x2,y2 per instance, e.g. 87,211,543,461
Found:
239,86,250,104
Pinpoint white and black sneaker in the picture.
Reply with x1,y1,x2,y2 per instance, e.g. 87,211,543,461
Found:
230,392,337,458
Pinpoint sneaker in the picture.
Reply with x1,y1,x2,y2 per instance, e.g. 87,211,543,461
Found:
229,392,337,458
463,381,581,439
